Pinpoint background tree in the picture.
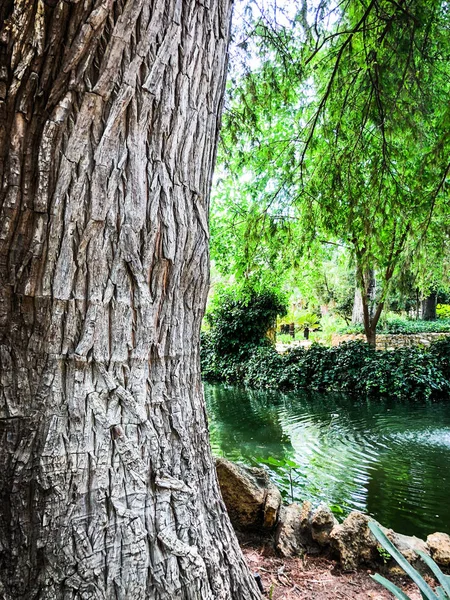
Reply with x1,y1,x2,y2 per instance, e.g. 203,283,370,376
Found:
0,2,260,598
214,0,450,345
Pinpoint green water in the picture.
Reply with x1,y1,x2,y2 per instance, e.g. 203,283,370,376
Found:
205,384,450,539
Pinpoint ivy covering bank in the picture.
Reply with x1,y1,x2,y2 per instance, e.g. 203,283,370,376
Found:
200,291,450,401
201,336,450,401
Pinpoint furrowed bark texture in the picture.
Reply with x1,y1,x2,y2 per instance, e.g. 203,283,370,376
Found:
0,2,260,599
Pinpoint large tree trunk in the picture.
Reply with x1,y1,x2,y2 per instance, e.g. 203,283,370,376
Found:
0,2,260,599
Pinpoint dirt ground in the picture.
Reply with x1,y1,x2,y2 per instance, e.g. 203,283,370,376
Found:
241,543,425,599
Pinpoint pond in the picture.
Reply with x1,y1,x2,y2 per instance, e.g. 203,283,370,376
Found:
205,384,450,539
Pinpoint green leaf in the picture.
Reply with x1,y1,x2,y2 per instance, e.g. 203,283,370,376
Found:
370,574,412,600
284,459,302,468
368,522,439,600
265,456,284,467
416,550,450,598
329,504,345,515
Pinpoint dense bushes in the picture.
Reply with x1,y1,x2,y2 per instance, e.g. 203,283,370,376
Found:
200,287,287,383
437,304,450,319
201,338,450,401
204,288,286,355
201,288,450,400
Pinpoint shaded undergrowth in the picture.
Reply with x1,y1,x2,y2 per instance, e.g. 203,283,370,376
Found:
201,336,450,401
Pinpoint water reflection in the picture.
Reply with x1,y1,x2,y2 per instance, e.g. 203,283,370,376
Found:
205,384,450,538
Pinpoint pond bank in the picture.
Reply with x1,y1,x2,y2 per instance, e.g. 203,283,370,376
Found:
202,336,450,401
207,384,450,539
216,458,450,583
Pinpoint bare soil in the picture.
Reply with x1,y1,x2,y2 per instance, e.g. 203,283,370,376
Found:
241,543,425,599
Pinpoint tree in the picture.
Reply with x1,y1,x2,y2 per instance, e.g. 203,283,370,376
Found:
421,292,438,321
302,0,450,345
0,2,260,598
352,270,376,326
215,0,450,346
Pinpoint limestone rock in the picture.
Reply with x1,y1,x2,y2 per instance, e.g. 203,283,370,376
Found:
388,564,408,577
215,457,280,530
427,532,450,567
275,504,305,557
310,502,339,547
263,483,282,529
298,500,337,548
330,512,379,570
299,500,313,531
330,511,431,572
388,531,430,565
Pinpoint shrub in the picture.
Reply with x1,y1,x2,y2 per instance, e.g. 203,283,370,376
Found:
360,347,449,400
201,286,287,383
437,304,450,319
243,345,284,389
429,336,450,381
205,288,287,357
382,318,450,334
341,317,450,335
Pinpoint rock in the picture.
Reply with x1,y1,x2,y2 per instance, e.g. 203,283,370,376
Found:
298,501,338,548
388,531,430,565
387,564,408,577
330,512,379,571
310,503,339,547
299,500,313,533
215,458,280,530
215,457,438,575
427,532,450,567
263,483,282,529
215,458,265,529
275,503,305,557
330,511,431,572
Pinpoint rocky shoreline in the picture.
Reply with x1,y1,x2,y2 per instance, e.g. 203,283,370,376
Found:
216,458,450,575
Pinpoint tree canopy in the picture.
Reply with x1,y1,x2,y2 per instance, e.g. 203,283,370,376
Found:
212,0,450,343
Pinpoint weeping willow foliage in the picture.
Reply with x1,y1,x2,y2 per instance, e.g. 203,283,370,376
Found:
213,0,450,339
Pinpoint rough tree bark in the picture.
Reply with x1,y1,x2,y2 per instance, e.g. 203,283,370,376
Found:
421,292,437,321
351,269,376,326
355,268,383,347
0,2,260,599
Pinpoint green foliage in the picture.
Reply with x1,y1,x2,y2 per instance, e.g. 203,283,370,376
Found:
279,309,321,332
437,305,450,319
430,337,450,382
243,345,284,389
376,545,392,565
343,318,450,335
296,313,321,331
205,287,287,353
200,286,287,383
360,346,449,399
369,521,450,600
212,0,450,341
201,339,450,401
